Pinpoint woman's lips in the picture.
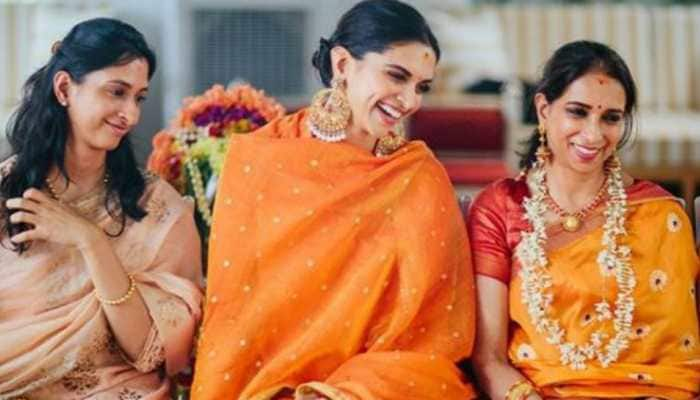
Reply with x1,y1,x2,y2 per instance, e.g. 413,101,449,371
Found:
106,121,129,137
571,143,602,162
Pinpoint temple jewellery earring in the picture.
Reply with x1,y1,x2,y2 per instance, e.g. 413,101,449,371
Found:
308,77,351,142
372,95,409,157
535,123,552,164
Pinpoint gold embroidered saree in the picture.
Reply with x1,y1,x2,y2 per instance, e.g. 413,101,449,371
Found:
192,110,477,400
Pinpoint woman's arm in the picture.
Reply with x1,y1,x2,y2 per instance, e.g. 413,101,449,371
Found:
7,188,152,360
79,231,153,360
474,275,541,400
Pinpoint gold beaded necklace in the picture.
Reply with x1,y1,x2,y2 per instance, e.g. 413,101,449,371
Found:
45,173,110,203
543,174,608,232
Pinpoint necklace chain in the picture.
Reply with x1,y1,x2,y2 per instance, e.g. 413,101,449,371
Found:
45,173,110,202
543,175,608,232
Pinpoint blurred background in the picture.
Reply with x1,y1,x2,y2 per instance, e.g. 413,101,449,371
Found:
1,0,700,206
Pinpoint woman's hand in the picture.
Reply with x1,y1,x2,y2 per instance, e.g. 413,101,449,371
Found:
5,188,101,249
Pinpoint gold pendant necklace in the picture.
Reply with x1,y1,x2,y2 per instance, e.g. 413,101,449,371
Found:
544,175,608,232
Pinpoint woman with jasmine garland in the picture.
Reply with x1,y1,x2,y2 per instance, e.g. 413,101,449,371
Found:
469,41,699,399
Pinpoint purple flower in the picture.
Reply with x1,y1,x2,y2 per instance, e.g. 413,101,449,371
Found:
193,109,211,126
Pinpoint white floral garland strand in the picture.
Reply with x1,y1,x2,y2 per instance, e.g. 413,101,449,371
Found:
515,161,634,370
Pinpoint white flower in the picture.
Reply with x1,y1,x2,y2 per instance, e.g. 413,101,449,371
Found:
649,270,668,292
666,212,682,233
515,162,634,370
628,372,653,382
516,343,538,361
630,325,651,340
680,334,696,352
594,301,612,321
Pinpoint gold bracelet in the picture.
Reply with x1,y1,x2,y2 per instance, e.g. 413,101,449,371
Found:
96,273,136,306
505,379,537,400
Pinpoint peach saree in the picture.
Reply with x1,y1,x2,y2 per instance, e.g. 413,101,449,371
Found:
0,161,203,400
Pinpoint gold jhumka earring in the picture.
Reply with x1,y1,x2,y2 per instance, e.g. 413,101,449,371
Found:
535,124,552,164
604,152,622,173
308,78,351,142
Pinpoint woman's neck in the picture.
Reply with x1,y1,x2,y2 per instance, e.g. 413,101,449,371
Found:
344,123,378,154
544,162,607,212
49,140,107,201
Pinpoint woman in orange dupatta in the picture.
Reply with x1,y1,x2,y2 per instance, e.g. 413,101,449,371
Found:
469,41,699,399
192,1,476,399
0,19,202,399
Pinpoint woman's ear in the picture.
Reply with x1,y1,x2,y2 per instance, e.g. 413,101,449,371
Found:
534,92,550,126
329,46,353,82
53,71,72,107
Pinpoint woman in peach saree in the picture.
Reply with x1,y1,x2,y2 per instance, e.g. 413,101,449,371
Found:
192,1,476,399
469,41,699,399
0,19,202,399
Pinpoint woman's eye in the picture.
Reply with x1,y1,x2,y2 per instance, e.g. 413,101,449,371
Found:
137,95,147,104
417,83,431,94
567,108,587,117
388,71,407,82
110,88,125,97
604,114,622,124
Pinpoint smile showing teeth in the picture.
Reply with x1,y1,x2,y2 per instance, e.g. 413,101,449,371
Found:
377,102,402,119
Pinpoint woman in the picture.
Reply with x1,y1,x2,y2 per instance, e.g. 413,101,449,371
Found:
0,18,203,399
192,1,476,399
469,40,700,399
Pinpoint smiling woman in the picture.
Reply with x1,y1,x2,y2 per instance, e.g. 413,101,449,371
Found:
469,41,700,399
191,1,477,399
0,18,203,399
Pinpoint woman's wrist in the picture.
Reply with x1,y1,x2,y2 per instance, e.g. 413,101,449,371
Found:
506,379,538,400
76,224,106,252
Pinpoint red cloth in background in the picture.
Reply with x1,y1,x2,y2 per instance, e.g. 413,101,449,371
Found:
409,107,504,152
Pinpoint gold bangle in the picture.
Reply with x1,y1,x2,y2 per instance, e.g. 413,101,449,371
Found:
505,379,536,400
96,273,136,305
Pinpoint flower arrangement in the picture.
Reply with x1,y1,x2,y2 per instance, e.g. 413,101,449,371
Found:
147,84,285,399
147,83,285,234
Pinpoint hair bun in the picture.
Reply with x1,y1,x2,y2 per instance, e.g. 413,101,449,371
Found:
51,40,62,55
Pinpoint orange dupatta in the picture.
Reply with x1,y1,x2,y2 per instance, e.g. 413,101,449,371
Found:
192,110,476,400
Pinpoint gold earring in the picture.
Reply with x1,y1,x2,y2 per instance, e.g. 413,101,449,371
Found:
373,132,407,157
604,152,621,172
535,124,551,164
307,78,351,142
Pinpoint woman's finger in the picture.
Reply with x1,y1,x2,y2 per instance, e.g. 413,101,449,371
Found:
9,211,38,226
23,188,52,203
5,198,40,213
10,228,43,244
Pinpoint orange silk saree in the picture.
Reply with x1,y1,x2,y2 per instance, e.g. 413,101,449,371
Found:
469,178,700,399
191,110,476,400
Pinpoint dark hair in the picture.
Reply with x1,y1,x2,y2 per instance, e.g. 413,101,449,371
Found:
518,40,638,170
312,0,440,87
1,17,157,252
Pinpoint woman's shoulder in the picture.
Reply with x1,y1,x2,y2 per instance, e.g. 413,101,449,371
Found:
140,172,194,217
471,177,528,212
626,179,675,203
251,109,307,140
